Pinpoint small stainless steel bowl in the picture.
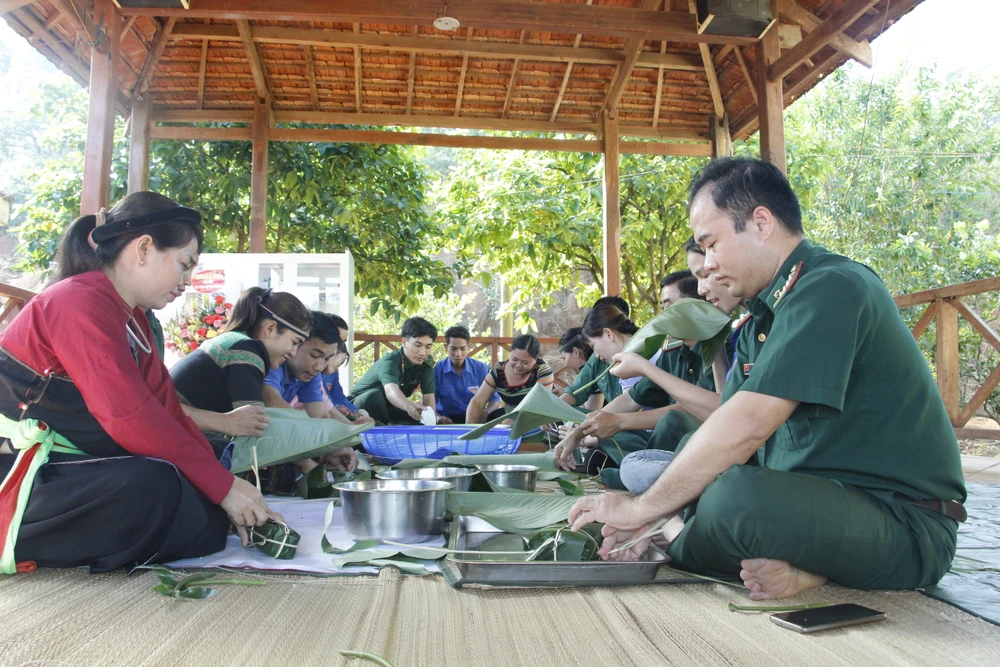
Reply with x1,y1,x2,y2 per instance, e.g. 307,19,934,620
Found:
376,467,479,492
332,479,454,541
475,464,539,492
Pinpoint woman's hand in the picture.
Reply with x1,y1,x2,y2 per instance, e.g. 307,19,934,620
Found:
221,477,269,545
322,446,358,472
221,405,269,436
610,352,655,380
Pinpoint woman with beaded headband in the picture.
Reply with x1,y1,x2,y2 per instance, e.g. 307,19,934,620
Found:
0,192,276,574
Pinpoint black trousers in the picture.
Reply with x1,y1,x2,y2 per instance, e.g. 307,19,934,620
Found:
1,454,230,572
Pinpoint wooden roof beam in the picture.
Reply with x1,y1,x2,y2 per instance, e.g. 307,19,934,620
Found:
405,27,417,114
454,27,474,116
152,106,712,142
10,6,90,86
768,0,879,82
168,23,704,72
303,45,319,111
351,24,364,113
604,0,662,117
133,17,176,95
237,19,269,102
0,1,34,13
121,0,757,45
501,30,526,119
196,39,209,110
778,0,873,67
150,122,711,156
734,46,758,105
550,0,592,123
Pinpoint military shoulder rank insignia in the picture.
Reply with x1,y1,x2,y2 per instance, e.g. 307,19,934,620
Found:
664,339,685,351
772,261,804,308
734,312,752,329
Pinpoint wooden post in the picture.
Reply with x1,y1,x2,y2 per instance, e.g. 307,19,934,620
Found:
601,111,622,296
756,11,786,173
711,114,733,158
80,0,120,215
249,98,270,253
936,298,960,425
127,95,150,193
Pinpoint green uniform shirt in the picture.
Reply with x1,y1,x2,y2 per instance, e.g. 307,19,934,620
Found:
350,348,436,399
565,354,622,404
630,341,715,409
722,239,965,504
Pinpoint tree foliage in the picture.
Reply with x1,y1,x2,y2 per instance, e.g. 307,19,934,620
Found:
435,149,702,329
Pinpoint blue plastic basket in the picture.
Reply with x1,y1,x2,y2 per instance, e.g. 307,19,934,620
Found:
359,425,522,463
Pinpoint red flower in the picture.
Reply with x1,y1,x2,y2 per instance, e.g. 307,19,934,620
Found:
196,328,208,337
188,341,199,351
224,303,233,309
214,295,225,304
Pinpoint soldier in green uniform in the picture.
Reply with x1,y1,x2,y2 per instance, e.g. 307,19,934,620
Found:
570,158,965,600
348,317,438,425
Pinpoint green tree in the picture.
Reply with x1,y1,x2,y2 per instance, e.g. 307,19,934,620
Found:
435,149,703,329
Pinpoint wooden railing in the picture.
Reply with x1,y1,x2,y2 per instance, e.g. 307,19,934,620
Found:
0,282,34,331
894,276,1000,440
354,334,574,389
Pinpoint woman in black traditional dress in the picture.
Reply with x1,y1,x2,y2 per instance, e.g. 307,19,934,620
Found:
0,192,273,574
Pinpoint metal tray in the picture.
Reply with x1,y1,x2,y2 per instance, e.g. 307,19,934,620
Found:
442,515,697,588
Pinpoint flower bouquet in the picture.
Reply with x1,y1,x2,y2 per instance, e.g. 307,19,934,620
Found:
164,293,234,356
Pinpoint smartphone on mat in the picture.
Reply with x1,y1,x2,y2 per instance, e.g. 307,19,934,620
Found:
770,604,886,634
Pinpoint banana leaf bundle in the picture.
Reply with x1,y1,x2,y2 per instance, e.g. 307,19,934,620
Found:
458,384,588,441
248,518,300,560
523,523,602,562
230,408,373,473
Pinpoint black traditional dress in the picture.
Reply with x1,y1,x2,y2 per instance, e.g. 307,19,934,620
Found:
0,271,232,573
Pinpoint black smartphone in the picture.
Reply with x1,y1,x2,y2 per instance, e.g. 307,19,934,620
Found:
770,604,886,634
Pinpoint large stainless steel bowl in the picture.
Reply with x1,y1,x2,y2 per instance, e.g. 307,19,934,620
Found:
475,464,539,492
376,467,479,492
332,479,454,541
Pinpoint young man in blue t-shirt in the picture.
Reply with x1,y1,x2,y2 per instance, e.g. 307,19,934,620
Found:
434,325,500,424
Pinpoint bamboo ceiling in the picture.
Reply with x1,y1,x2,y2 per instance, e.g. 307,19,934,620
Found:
3,0,922,141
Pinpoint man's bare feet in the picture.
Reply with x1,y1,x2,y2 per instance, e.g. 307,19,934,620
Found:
739,558,827,600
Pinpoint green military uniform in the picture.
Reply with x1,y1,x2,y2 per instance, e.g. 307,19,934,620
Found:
664,240,966,590
145,310,165,359
349,348,436,424
565,354,623,407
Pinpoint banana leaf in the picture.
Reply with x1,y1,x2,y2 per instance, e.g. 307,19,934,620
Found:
248,518,300,559
446,491,579,534
319,502,441,573
229,408,372,473
523,523,602,562
458,384,588,441
574,298,734,395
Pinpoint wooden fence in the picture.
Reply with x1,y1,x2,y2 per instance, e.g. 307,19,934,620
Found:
894,276,1000,440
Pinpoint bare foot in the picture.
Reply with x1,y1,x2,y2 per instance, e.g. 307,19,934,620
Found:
739,558,826,601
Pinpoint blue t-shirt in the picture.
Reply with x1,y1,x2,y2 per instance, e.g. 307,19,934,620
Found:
434,357,498,417
322,370,357,411
263,363,325,404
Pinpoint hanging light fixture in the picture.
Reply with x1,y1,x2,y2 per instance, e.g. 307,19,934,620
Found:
433,2,460,31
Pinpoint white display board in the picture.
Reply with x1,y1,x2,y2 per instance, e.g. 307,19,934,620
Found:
155,252,355,392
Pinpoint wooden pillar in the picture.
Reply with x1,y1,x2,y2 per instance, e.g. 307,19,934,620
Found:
249,98,270,253
601,112,622,296
755,13,786,173
80,0,120,215
127,95,151,193
711,114,733,158
936,298,960,425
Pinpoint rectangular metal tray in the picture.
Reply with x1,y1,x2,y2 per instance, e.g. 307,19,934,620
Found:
442,515,697,588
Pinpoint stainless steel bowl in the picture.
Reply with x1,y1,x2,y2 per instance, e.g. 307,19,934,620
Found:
333,479,454,541
475,464,539,492
376,467,479,492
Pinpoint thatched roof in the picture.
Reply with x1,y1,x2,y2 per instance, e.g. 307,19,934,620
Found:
3,0,922,142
